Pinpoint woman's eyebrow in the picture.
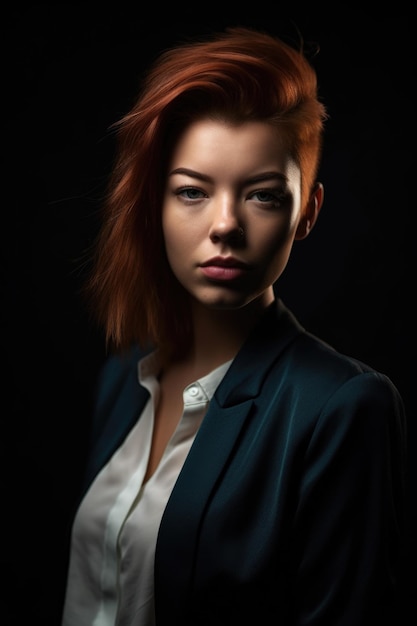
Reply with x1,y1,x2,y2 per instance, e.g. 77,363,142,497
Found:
244,171,288,185
168,167,212,182
168,168,288,185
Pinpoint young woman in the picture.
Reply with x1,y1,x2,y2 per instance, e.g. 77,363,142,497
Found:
61,26,407,625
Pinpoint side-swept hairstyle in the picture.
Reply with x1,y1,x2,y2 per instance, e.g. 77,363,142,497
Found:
86,26,327,357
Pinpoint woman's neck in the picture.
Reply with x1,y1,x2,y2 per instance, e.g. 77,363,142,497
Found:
183,293,275,377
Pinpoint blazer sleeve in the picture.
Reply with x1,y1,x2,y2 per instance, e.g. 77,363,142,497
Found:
291,370,407,625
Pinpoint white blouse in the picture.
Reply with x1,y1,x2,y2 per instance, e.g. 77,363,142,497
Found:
61,351,232,626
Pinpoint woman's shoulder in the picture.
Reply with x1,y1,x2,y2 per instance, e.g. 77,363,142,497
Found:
259,299,390,386
93,344,152,412
275,327,406,424
99,344,152,378
288,327,392,386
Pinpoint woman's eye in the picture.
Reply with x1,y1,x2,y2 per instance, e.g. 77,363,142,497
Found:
249,189,285,206
176,187,207,201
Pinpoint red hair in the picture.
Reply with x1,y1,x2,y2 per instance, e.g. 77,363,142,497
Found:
86,26,327,356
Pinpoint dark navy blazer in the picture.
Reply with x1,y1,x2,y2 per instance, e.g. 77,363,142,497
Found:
80,299,406,625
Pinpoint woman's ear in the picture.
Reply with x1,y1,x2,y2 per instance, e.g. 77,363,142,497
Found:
295,182,324,240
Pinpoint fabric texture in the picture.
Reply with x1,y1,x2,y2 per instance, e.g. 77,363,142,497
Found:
75,299,407,626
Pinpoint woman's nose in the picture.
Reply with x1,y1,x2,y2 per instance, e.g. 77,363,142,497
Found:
208,198,244,244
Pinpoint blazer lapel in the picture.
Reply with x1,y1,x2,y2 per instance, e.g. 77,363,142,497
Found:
215,297,303,407
155,395,255,620
155,298,304,618
81,348,150,495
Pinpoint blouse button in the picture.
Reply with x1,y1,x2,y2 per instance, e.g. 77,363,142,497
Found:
188,385,199,396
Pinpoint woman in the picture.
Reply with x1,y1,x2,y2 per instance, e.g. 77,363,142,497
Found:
61,26,406,625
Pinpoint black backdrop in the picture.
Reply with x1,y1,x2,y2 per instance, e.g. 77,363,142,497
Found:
2,7,414,624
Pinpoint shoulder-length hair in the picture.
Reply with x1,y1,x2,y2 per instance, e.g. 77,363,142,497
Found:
86,26,327,357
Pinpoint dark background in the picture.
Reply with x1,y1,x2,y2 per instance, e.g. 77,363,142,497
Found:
2,6,414,624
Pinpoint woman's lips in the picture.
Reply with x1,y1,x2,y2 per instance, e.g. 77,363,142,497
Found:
199,257,249,281
200,265,247,280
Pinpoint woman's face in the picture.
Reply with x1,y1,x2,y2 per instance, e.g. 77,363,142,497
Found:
162,118,318,311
